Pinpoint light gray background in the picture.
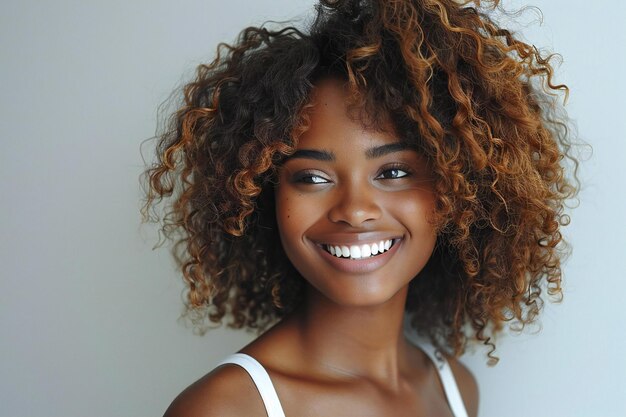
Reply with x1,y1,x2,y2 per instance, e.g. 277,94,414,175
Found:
1,1,624,416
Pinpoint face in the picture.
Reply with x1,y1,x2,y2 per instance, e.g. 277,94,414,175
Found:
275,80,438,308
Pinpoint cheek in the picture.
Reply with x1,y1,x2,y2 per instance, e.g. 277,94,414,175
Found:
390,190,438,237
275,187,308,247
275,188,292,238
275,187,320,276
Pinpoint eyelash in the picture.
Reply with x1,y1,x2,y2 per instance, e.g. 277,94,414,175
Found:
293,171,329,184
292,164,413,184
376,163,412,180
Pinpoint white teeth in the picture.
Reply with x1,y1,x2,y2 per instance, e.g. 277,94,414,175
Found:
324,239,395,259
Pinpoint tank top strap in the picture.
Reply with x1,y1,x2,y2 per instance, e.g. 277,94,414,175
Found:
404,332,469,417
215,353,286,417
216,340,468,417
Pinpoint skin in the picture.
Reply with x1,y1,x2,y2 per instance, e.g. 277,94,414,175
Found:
164,80,479,417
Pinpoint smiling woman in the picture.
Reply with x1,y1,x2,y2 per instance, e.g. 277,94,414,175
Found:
276,79,439,308
141,0,579,416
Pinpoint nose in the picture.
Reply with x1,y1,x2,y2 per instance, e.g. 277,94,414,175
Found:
327,181,382,227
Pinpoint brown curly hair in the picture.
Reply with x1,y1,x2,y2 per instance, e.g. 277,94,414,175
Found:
141,0,580,364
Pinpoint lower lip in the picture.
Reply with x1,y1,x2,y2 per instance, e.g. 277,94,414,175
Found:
315,240,402,274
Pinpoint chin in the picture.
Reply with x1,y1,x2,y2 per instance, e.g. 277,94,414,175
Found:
307,277,409,309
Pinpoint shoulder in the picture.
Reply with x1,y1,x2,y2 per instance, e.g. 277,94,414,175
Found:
444,353,479,417
163,362,266,417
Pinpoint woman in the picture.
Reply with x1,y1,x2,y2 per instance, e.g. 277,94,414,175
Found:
142,0,578,415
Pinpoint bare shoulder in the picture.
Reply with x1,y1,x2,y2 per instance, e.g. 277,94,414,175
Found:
163,363,266,417
444,353,480,417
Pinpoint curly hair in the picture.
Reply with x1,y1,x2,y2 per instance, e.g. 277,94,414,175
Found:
141,0,580,364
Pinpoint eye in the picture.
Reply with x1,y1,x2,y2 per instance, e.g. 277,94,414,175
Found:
292,171,330,184
376,165,411,180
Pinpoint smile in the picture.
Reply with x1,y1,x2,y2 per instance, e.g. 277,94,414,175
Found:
322,240,397,260
314,236,403,274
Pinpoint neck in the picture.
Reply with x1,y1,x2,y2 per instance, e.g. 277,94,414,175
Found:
290,283,416,385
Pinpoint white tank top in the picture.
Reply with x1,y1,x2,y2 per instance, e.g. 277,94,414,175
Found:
214,331,469,417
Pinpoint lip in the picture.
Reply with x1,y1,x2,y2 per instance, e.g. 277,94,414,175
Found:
311,232,401,246
313,237,403,274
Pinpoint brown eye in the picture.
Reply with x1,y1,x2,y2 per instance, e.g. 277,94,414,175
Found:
293,172,330,184
377,167,409,180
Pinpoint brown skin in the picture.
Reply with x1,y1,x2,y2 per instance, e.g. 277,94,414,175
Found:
164,81,479,417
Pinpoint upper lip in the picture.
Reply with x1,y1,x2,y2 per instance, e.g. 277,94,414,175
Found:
310,232,402,246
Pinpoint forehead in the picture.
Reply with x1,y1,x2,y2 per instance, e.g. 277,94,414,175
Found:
297,79,399,150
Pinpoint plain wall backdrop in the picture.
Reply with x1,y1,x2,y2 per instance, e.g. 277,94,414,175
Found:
1,1,624,416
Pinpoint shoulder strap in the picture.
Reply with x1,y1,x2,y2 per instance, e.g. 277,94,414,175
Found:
405,333,469,417
215,353,286,417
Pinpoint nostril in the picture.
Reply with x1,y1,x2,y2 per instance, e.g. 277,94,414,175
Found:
327,200,382,226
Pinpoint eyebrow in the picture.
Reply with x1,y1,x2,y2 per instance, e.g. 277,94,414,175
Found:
287,142,413,162
288,149,335,161
365,142,412,159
